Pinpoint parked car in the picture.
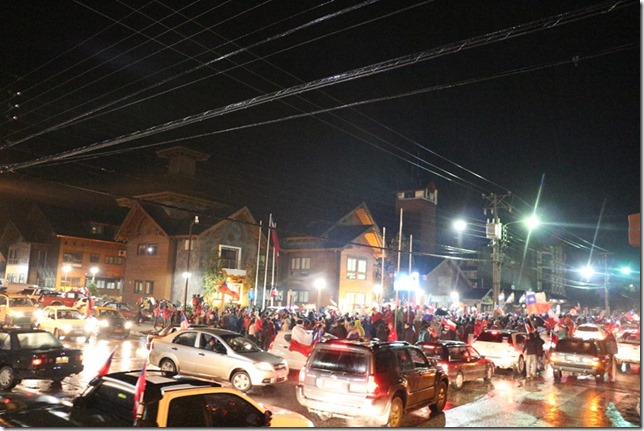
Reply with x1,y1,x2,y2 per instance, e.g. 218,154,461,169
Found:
39,290,87,308
0,328,84,390
615,330,640,372
267,329,337,370
550,337,610,383
573,323,608,340
0,370,313,427
145,323,210,349
36,306,95,342
296,339,449,427
416,340,494,389
90,307,133,339
148,328,289,392
0,294,40,329
471,329,528,374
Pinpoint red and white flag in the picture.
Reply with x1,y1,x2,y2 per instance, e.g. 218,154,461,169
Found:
441,318,456,332
180,311,190,330
133,363,147,422
271,221,280,258
96,348,116,377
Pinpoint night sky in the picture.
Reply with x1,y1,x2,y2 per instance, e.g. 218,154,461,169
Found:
0,1,640,280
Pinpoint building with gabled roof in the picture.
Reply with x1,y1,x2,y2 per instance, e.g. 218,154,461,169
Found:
276,203,384,312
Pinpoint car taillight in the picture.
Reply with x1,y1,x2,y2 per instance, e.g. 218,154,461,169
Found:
367,375,378,395
592,357,600,367
32,354,47,366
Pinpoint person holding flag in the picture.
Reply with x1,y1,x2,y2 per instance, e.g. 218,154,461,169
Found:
289,319,315,357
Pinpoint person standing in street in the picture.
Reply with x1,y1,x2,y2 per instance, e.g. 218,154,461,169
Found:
603,330,618,382
523,332,541,379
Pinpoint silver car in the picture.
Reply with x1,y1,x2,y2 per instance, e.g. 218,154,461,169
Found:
148,328,289,392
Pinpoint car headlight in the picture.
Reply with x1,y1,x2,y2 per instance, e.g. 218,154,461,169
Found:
124,321,133,329
85,319,97,331
8,311,24,318
62,325,72,333
255,362,275,372
99,320,109,328
34,310,43,318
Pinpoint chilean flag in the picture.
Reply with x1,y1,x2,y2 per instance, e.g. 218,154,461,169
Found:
441,318,456,332
180,311,190,330
97,348,116,377
133,363,147,422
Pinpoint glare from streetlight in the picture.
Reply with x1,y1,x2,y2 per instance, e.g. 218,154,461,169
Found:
182,271,192,280
580,265,595,280
453,220,467,232
90,267,99,277
525,214,540,230
314,278,326,290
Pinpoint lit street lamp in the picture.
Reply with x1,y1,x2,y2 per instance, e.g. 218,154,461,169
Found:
90,266,99,283
62,264,71,288
314,278,326,310
373,283,383,304
183,216,199,309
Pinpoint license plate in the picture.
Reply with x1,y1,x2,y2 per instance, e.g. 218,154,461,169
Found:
324,379,343,390
56,356,69,364
114,329,123,333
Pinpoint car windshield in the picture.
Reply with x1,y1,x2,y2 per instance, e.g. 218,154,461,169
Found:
9,298,33,307
419,345,447,361
220,334,262,353
476,331,512,343
309,348,369,375
17,331,63,350
556,339,597,355
57,309,83,319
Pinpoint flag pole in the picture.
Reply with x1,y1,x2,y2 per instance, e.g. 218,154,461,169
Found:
395,208,403,335
253,221,262,307
380,226,386,304
270,243,276,307
262,214,272,310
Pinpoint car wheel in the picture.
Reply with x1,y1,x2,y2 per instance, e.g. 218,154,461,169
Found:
159,359,177,373
515,356,525,375
52,377,64,384
387,396,404,427
0,366,18,390
451,371,464,390
231,371,252,392
430,381,448,415
484,365,494,381
553,369,562,381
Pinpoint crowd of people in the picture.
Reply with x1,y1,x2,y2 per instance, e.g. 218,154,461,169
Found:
145,297,635,351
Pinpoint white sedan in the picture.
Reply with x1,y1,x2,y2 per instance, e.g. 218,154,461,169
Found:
615,330,640,372
36,306,96,342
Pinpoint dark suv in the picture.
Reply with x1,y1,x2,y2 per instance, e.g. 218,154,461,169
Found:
296,339,449,427
550,337,610,384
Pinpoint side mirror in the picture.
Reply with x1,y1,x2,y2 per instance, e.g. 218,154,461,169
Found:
263,410,273,427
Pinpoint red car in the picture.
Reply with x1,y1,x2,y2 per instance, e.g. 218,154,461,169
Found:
417,340,494,390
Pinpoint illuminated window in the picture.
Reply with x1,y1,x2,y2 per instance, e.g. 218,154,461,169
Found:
290,257,311,270
137,244,158,255
347,257,367,280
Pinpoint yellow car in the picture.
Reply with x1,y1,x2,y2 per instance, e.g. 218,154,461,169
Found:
65,370,313,427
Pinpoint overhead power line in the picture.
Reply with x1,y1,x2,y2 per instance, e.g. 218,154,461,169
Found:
0,0,635,173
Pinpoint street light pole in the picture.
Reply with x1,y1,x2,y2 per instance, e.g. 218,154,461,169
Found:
183,216,199,309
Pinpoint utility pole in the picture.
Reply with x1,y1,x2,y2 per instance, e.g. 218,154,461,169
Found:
482,192,512,315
